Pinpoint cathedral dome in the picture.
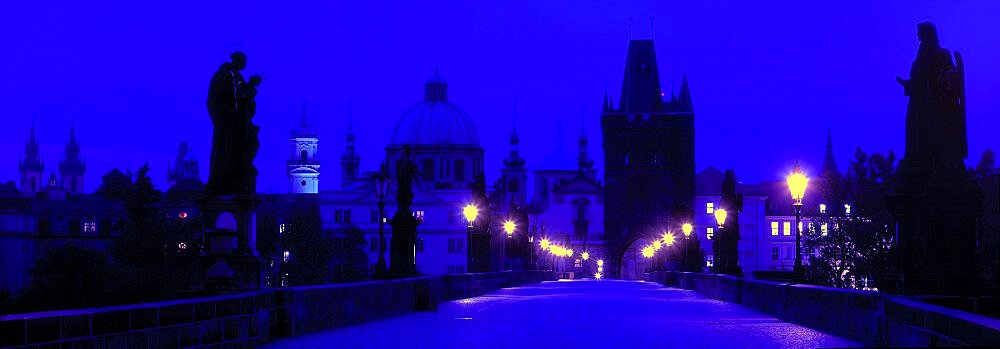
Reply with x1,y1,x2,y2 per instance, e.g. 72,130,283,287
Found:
390,71,480,146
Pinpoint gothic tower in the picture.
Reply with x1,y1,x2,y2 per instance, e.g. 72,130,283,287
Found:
340,110,361,189
602,38,695,278
287,108,320,194
59,125,86,195
19,123,44,194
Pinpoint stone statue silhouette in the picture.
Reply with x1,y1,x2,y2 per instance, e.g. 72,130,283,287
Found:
896,22,967,175
206,51,263,196
395,145,418,212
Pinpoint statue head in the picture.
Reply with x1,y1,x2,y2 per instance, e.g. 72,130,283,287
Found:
230,51,247,71
917,22,939,44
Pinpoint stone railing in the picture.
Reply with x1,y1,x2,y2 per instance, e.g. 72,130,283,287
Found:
644,271,1000,347
1,270,555,348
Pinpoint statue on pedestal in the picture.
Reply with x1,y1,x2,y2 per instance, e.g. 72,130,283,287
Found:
390,145,420,276
206,51,264,196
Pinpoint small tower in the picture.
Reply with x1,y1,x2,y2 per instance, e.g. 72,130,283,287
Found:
340,107,361,189
59,125,86,195
19,123,44,194
578,114,596,180
500,112,527,205
288,107,320,194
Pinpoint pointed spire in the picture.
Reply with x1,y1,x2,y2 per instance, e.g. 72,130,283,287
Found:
821,127,840,176
503,104,525,170
677,72,693,112
578,108,594,174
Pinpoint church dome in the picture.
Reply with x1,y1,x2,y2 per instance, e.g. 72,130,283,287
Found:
390,71,480,146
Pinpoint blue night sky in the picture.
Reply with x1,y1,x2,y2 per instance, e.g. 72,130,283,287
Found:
1,1,998,192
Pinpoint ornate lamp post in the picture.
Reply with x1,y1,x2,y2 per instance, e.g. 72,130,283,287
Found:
463,204,478,272
713,208,727,274
681,223,694,272
787,162,809,282
372,162,391,279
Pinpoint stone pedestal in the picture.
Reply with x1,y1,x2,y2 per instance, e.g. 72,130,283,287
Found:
389,213,419,276
196,195,264,292
889,163,981,295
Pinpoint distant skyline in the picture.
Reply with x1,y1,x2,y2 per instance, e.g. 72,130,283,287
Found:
1,1,998,192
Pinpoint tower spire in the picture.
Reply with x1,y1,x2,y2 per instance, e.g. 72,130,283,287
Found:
821,126,839,176
288,106,320,193
677,71,693,112
59,124,86,194
19,121,44,193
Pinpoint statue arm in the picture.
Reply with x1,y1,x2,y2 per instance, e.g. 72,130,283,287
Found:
896,76,912,96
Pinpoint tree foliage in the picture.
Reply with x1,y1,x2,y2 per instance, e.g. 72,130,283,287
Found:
805,148,897,289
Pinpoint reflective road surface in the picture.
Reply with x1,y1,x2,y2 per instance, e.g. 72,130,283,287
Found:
264,279,861,348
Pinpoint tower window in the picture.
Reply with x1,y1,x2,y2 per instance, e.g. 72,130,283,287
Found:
300,149,308,161
706,202,714,214
300,180,307,187
706,227,714,240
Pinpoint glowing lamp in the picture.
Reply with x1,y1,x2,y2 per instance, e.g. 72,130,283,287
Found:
594,272,603,279
566,249,574,258
663,233,676,246
786,162,809,207
714,208,728,228
463,204,478,226
581,251,590,261
597,259,604,267
540,238,551,250
641,246,655,258
503,220,516,237
653,240,662,250
682,223,693,237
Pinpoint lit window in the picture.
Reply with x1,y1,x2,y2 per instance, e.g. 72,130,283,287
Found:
845,204,852,215
706,255,714,267
83,221,97,233
783,222,791,236
771,222,779,236
574,259,582,268
283,250,290,262
413,210,425,222
706,227,714,240
279,224,288,234
178,211,188,219
178,242,187,250
798,222,803,234
821,223,828,235
819,204,826,214
706,202,714,214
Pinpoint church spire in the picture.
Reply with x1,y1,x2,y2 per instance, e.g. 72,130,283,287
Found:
821,127,839,176
288,105,320,194
340,101,360,189
677,72,693,112
59,124,86,194
19,121,44,193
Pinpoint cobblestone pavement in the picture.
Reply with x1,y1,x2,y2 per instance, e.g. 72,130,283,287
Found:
264,279,862,348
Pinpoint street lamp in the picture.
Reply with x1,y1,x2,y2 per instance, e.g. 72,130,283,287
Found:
464,204,478,272
503,220,516,270
372,162,391,279
681,223,693,272
713,209,727,274
787,162,809,282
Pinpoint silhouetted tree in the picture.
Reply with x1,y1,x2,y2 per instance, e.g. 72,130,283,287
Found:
14,244,129,313
257,202,336,286
112,163,191,301
972,148,999,295
805,148,897,289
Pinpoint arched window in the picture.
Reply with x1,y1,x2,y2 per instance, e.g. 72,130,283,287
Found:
300,149,308,161
509,178,519,192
